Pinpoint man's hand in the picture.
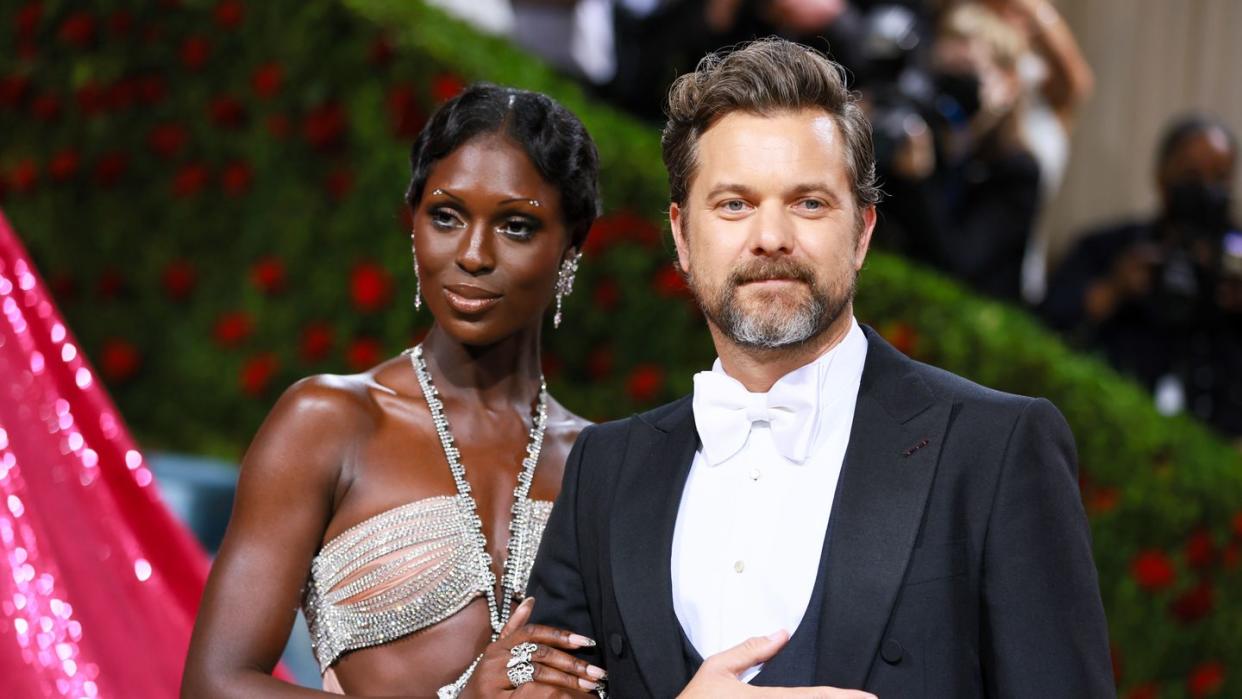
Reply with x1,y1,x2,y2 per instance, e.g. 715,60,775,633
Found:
460,598,604,699
678,631,878,698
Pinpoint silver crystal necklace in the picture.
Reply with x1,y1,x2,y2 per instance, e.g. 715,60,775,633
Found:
405,344,548,638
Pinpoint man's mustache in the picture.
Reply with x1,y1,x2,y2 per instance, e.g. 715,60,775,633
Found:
728,258,816,286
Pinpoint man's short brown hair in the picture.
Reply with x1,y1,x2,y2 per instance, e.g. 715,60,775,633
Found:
661,38,881,210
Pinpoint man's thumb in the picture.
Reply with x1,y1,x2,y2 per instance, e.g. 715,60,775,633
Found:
708,630,789,675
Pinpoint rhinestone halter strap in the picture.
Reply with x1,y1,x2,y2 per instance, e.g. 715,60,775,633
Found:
406,345,549,697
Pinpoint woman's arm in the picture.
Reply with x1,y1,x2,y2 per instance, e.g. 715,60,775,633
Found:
181,376,386,698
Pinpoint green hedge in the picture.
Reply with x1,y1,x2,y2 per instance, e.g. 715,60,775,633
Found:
1,1,1239,695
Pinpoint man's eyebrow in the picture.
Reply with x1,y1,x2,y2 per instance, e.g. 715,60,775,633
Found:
704,183,760,200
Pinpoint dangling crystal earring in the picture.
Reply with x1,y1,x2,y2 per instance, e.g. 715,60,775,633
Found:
411,236,423,311
553,251,582,329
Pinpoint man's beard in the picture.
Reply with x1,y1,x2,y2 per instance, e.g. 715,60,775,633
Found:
688,255,856,350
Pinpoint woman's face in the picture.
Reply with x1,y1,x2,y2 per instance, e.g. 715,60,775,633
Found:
413,133,572,346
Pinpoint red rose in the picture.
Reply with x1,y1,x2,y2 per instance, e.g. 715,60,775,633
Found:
100,339,141,382
584,211,661,255
300,323,334,363
96,268,125,298
10,158,38,193
593,278,620,311
57,11,95,47
161,260,196,300
106,77,137,110
432,73,466,103
240,353,279,397
1188,660,1225,698
75,81,106,115
48,150,79,181
107,10,133,37
213,311,253,347
94,151,128,187
369,35,395,67
387,83,425,139
173,163,209,197
141,21,163,46
209,94,245,128
1232,511,1242,539
1170,581,1214,623
220,160,253,196
349,262,393,312
251,62,282,99
881,321,919,356
1086,486,1120,516
31,92,61,121
654,266,688,298
136,74,166,105
1223,542,1240,570
180,36,211,70
542,352,563,379
587,347,613,380
15,3,42,39
1184,530,1216,570
1130,550,1175,592
213,0,243,28
148,123,187,158
249,256,285,294
1110,644,1123,685
302,101,346,151
626,364,664,403
0,74,30,107
1124,684,1159,699
325,168,354,202
346,337,383,371
266,113,290,139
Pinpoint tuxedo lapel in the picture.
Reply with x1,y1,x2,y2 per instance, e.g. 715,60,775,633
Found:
610,397,698,699
815,329,952,688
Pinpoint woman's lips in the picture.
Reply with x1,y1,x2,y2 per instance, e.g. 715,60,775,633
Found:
443,284,502,314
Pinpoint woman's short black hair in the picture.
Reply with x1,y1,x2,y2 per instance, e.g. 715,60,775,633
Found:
405,83,601,248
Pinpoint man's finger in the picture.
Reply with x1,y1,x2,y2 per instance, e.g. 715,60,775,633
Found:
703,630,789,675
787,688,878,699
500,597,535,639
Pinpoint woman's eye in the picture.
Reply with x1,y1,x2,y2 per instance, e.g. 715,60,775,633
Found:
430,209,463,229
499,218,537,238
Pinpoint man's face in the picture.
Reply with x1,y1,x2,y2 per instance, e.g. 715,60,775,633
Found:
669,109,876,350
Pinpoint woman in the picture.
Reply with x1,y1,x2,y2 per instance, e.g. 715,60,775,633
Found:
183,84,607,698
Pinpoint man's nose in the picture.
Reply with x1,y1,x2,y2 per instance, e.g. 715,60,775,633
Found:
748,202,795,256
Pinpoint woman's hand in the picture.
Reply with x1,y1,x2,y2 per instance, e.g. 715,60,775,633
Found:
460,598,606,698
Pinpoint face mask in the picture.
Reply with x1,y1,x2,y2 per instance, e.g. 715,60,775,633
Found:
933,71,981,124
1166,180,1232,233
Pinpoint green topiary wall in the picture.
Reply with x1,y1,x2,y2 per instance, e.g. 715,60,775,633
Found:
1,1,1239,695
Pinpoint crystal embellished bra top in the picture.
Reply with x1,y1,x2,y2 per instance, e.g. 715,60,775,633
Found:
301,494,555,672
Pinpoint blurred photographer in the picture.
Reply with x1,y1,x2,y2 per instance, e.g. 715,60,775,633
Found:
1043,116,1242,437
872,2,1042,302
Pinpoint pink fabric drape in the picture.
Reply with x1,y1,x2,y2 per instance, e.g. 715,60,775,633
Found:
0,209,211,697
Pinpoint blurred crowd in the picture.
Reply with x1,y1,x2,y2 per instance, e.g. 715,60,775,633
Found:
433,0,1242,441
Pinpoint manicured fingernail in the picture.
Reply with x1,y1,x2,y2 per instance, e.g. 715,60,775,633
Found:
578,678,599,690
587,665,607,680
569,634,596,647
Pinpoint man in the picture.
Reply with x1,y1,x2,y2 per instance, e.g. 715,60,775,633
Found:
528,38,1114,697
1043,115,1242,438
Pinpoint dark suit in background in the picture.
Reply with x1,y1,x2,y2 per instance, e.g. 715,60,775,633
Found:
529,327,1114,698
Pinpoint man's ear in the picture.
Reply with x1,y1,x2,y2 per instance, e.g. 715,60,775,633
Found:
669,202,691,274
854,204,877,270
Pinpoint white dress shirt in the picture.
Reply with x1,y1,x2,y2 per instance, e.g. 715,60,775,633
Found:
672,318,868,681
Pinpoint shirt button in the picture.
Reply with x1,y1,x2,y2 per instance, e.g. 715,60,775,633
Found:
734,560,745,573
749,468,761,481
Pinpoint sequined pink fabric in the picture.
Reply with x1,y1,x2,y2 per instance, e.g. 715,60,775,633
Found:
0,210,210,697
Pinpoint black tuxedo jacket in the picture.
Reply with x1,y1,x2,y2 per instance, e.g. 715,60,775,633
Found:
529,328,1115,698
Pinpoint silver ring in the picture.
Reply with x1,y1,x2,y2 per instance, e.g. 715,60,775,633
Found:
507,642,537,667
507,661,535,688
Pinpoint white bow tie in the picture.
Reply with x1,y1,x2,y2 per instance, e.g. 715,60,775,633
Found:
691,368,820,466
